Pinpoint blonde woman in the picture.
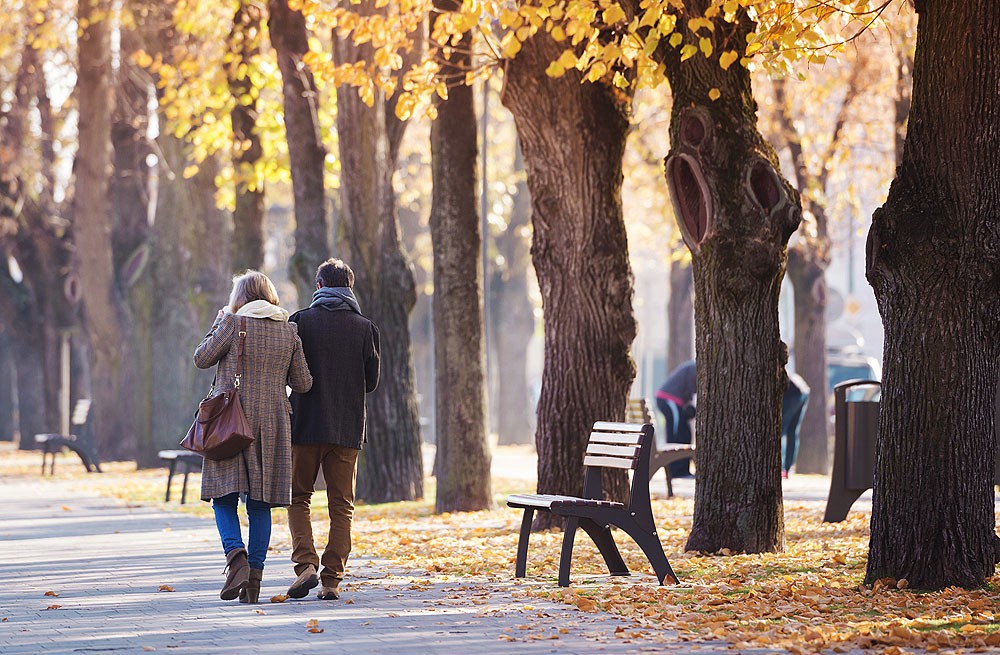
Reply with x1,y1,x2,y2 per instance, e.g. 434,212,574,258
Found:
194,271,312,603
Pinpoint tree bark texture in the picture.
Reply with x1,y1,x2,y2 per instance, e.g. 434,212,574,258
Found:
502,31,636,529
334,16,424,503
666,259,694,373
229,0,266,272
491,143,535,446
864,0,1000,590
268,0,328,304
429,5,492,513
654,2,801,553
74,0,136,460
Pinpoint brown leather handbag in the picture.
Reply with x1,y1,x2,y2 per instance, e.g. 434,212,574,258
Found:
181,317,254,461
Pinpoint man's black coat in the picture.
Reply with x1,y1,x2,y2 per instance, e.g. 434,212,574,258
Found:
289,304,380,448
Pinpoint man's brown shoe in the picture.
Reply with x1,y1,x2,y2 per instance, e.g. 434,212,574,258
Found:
287,564,319,599
317,584,340,600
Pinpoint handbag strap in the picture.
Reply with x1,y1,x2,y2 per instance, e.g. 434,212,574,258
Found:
234,316,247,389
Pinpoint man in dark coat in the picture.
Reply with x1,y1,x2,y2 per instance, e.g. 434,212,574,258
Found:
285,258,380,601
655,360,697,478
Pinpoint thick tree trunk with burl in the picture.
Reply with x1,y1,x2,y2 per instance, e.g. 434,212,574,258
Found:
657,4,801,554
429,2,492,513
268,0,328,304
865,0,1000,590
334,17,423,503
502,32,635,529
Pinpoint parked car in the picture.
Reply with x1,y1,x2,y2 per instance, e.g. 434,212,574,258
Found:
827,347,881,392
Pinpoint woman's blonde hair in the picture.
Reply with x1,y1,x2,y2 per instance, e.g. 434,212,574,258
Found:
228,270,280,312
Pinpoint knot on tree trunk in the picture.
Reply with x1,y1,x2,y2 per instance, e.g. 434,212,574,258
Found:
665,108,718,253
743,156,801,241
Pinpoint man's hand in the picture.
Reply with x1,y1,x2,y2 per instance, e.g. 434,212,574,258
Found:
682,403,697,420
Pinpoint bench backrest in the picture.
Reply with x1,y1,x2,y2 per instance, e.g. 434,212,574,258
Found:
625,398,652,425
582,421,654,511
71,399,92,427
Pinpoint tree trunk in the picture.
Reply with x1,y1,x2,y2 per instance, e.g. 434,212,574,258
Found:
429,3,492,513
666,259,694,373
74,0,135,460
111,10,156,466
230,0,266,272
491,142,535,446
502,32,635,528
656,3,801,553
864,0,1000,590
268,0,328,304
1,36,80,450
786,247,829,473
143,9,232,465
333,13,423,503
0,334,13,441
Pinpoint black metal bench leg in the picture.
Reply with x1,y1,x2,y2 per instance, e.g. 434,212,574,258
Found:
579,518,629,576
666,470,674,498
823,487,865,523
558,516,579,588
514,508,534,578
48,445,56,475
180,466,191,504
627,526,677,585
165,461,177,502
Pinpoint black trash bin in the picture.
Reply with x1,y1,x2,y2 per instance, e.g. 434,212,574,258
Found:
823,379,880,522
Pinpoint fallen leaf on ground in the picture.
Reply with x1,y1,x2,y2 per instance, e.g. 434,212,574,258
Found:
306,618,324,633
158,585,175,592
44,605,61,610
270,594,288,603
43,591,59,597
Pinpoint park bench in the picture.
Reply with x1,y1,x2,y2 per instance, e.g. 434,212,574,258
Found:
507,421,679,587
35,399,102,474
628,397,695,498
158,450,202,504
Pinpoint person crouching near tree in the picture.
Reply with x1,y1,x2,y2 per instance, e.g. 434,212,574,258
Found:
194,270,312,603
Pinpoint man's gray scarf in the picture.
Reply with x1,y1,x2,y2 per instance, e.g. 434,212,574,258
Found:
310,286,362,315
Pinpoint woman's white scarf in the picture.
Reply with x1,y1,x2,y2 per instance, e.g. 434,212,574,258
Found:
229,300,289,322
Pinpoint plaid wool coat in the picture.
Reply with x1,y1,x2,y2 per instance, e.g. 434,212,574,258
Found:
194,313,312,506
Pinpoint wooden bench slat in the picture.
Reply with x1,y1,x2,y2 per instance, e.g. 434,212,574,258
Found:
588,431,644,446
507,494,625,510
583,454,636,470
585,443,640,458
592,421,643,432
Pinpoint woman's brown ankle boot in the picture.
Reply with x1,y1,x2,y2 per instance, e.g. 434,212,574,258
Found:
240,569,262,604
220,548,250,600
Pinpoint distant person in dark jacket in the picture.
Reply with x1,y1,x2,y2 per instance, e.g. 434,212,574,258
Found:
655,360,697,478
285,258,380,601
781,371,810,478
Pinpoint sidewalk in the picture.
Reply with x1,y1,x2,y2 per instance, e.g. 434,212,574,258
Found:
0,477,728,655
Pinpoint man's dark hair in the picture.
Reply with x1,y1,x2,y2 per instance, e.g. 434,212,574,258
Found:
315,258,355,288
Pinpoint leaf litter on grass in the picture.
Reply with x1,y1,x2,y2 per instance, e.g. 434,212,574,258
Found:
10,443,1000,654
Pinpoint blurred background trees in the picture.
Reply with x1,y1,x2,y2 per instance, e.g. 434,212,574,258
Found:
6,0,988,590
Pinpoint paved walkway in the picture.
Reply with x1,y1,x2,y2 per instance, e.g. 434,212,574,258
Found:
0,478,730,655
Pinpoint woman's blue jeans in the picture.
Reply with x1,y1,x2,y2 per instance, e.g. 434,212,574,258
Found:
212,493,271,570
